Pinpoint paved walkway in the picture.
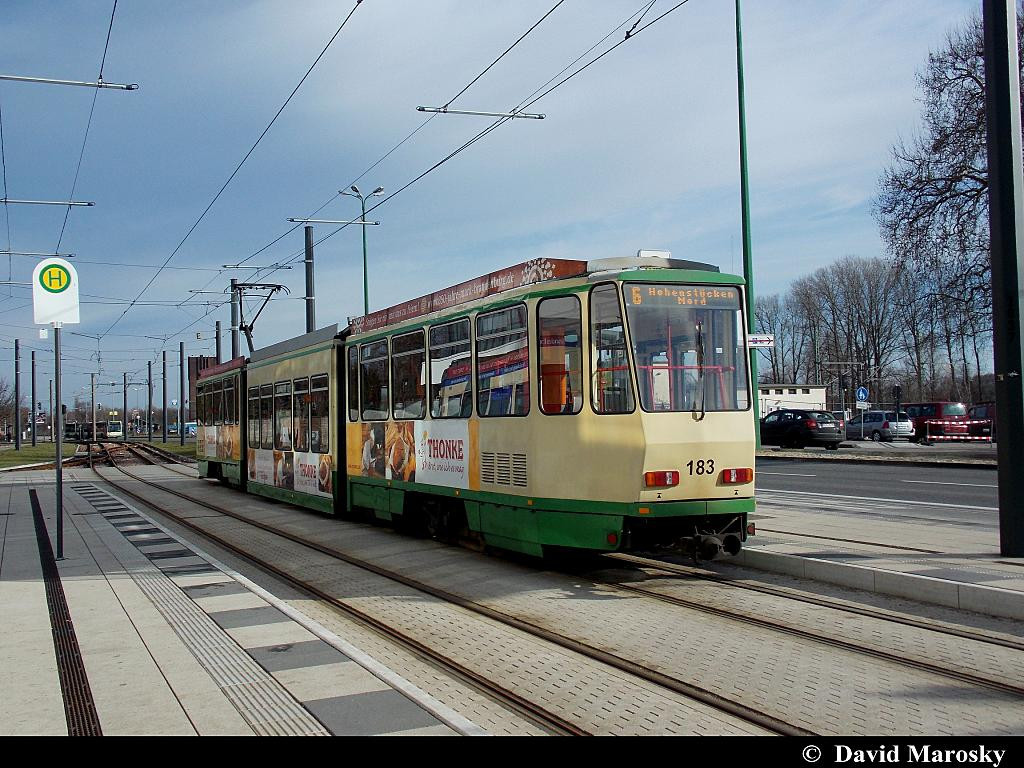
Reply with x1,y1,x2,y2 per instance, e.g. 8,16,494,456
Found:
0,474,471,736
739,483,1024,620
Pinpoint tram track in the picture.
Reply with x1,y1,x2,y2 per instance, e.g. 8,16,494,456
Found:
90,449,804,737
586,559,1024,699
610,552,1024,653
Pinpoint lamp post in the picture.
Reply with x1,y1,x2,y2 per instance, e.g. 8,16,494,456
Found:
341,185,384,316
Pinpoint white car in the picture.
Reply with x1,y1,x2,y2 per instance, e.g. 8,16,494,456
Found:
846,410,914,441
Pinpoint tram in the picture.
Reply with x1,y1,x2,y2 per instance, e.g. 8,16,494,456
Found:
197,253,756,558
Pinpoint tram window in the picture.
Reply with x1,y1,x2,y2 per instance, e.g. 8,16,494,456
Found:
293,378,310,452
537,296,583,415
476,304,530,417
310,374,330,454
347,346,359,422
392,330,426,420
430,318,472,419
590,283,635,414
622,283,749,412
274,382,292,451
360,340,389,421
197,384,205,426
225,378,236,425
260,384,273,450
213,382,224,426
248,387,259,447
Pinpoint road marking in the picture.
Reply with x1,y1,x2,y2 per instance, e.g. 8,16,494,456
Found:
755,487,997,512
901,480,997,489
757,472,817,477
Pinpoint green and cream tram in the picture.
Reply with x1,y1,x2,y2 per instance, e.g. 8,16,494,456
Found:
342,254,755,558
199,254,756,558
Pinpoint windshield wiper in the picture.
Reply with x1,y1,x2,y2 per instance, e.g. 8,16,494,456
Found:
695,320,707,421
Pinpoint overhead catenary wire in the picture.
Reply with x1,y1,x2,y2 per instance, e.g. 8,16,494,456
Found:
185,0,574,305
100,0,364,340
55,0,120,251
248,0,686,288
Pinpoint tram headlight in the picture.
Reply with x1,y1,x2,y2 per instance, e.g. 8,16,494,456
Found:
643,470,679,488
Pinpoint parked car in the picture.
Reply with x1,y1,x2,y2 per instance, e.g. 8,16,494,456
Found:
760,409,843,449
830,410,846,432
903,402,969,441
968,401,996,440
846,410,913,441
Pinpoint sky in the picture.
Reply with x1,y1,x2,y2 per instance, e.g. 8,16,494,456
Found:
0,0,983,410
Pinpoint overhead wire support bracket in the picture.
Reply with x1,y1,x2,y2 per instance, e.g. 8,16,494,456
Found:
286,218,380,225
0,199,94,206
416,106,545,119
0,74,138,90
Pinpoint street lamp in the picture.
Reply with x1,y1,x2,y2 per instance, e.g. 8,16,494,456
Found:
340,185,384,316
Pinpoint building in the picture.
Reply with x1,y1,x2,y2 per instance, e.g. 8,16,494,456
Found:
758,384,827,414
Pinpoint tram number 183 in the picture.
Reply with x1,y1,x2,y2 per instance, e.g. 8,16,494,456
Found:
686,459,715,476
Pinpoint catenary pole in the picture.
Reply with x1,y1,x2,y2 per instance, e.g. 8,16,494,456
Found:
90,372,96,444
162,350,168,443
179,342,186,446
31,350,36,446
305,225,316,333
984,0,1024,556
735,0,759,446
14,339,20,449
215,320,222,364
230,278,240,359
147,361,153,442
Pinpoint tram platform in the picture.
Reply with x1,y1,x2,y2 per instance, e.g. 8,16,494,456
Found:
0,472,475,736
738,486,1024,621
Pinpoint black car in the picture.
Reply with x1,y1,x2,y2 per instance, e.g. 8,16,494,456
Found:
760,409,842,450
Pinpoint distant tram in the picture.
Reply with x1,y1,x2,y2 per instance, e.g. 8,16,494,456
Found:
197,254,755,559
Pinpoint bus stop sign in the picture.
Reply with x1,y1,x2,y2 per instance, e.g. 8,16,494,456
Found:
32,258,80,325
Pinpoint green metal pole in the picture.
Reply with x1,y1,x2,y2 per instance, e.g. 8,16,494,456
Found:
736,0,760,447
361,196,369,316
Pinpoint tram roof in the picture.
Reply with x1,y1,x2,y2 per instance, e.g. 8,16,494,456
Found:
249,323,340,363
349,254,724,335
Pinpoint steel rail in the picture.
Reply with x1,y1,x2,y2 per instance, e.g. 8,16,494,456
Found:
90,449,586,736
94,454,806,737
592,576,1024,699
610,553,1024,652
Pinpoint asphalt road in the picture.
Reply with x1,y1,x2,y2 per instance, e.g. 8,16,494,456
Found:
755,458,998,529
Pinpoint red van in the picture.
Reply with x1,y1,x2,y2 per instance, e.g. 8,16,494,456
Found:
903,402,969,442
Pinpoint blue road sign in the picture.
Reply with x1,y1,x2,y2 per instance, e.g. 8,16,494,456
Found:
856,386,869,402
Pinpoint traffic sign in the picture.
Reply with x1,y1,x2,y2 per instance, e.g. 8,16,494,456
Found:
747,333,775,348
855,386,869,402
855,401,870,410
32,258,80,325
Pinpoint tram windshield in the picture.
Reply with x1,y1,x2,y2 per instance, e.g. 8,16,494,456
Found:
623,283,749,413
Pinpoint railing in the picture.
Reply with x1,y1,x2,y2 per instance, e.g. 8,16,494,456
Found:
921,419,992,445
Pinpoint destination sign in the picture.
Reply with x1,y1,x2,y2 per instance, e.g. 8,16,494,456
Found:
625,284,741,309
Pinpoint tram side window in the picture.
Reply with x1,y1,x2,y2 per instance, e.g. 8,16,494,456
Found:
225,378,236,425
360,341,389,421
590,283,635,413
392,330,426,420
310,374,330,454
347,346,359,422
197,384,205,426
538,296,583,415
260,384,273,450
476,304,530,417
247,387,259,447
274,382,292,450
430,318,472,418
213,382,224,426
293,378,310,452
